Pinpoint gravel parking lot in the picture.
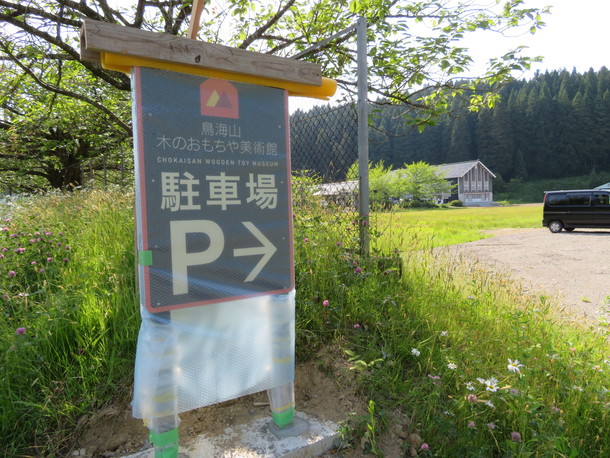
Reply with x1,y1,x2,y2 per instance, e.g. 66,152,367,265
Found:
452,227,610,323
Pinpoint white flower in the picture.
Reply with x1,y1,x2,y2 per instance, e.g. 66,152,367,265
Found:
485,400,495,409
480,377,499,392
508,359,523,374
440,331,448,337
447,362,457,370
465,382,475,391
572,385,584,392
411,348,420,357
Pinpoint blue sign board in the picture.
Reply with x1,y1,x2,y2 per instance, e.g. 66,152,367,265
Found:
132,67,294,312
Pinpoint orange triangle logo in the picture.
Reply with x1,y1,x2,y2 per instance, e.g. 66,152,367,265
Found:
200,79,239,119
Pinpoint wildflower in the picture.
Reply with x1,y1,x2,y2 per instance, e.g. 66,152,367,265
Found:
507,359,523,374
353,323,361,329
467,421,476,428
427,374,441,385
355,266,362,273
47,257,53,262
465,382,475,391
336,241,342,246
8,270,16,277
420,443,429,451
485,400,495,409
572,385,584,392
1,248,6,252
304,237,309,243
411,348,421,357
440,331,448,337
467,394,478,403
65,245,71,251
38,268,45,274
15,327,26,335
63,258,69,263
15,247,25,254
447,362,457,370
0,254,4,259
509,388,520,396
486,423,497,430
510,431,522,442
30,261,37,265
479,377,499,392
322,300,329,307
550,406,560,414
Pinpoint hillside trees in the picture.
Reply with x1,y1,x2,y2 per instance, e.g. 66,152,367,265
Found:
350,67,610,183
0,0,548,191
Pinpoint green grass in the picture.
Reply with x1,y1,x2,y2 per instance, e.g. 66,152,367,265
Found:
374,204,541,248
1,190,610,456
0,189,138,456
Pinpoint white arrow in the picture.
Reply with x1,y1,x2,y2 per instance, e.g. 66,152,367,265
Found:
233,221,277,282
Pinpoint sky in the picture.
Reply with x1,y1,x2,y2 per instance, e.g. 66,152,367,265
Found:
464,0,610,78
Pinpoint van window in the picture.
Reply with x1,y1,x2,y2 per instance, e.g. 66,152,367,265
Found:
593,193,610,205
567,192,591,205
546,193,567,205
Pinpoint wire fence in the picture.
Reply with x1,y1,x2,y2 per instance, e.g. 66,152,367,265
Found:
289,99,362,245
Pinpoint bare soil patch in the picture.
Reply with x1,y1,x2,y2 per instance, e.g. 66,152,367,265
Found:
72,226,610,457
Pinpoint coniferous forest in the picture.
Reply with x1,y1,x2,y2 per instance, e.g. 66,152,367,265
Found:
291,68,610,184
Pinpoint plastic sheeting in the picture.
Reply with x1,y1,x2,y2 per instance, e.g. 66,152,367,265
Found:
132,291,295,419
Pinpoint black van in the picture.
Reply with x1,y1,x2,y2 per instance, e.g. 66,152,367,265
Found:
542,189,610,233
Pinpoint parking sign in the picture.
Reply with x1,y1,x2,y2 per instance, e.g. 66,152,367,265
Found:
132,67,294,312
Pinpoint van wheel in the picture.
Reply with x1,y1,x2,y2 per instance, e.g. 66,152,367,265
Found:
548,220,563,233
564,227,575,232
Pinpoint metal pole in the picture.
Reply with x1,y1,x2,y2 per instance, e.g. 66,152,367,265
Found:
357,17,370,255
120,144,125,187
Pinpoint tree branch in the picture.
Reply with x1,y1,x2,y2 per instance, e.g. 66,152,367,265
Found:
0,0,81,28
2,43,131,134
239,0,296,49
0,13,130,91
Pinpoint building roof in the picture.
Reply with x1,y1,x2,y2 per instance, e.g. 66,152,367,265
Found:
435,160,496,179
315,180,357,196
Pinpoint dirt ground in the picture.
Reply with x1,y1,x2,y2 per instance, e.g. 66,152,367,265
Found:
72,225,610,457
451,227,610,323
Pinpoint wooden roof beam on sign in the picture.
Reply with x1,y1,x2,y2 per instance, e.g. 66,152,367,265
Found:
80,19,322,87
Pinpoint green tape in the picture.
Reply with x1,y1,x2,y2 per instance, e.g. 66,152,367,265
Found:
150,427,178,447
139,250,153,266
272,407,295,428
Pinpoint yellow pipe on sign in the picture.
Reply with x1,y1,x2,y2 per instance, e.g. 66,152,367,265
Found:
101,53,337,100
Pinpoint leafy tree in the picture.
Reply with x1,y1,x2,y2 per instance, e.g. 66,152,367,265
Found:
347,159,393,210
392,161,452,202
0,55,130,190
0,0,548,191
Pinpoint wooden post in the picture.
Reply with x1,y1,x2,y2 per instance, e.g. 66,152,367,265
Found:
187,0,206,40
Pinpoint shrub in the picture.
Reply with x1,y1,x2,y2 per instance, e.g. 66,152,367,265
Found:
449,200,463,207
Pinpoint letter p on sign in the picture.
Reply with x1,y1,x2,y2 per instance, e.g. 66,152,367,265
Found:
170,220,224,295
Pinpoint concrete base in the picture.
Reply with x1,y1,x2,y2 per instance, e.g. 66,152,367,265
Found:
125,411,339,458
